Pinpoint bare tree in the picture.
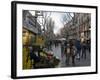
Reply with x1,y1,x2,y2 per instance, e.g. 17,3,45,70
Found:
61,13,74,26
45,18,55,40
59,13,74,39
37,11,51,32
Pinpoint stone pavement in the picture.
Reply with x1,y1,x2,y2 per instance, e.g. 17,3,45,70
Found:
57,50,91,67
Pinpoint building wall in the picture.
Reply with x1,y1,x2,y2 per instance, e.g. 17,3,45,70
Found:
77,13,91,42
22,10,42,69
23,10,41,34
65,13,91,42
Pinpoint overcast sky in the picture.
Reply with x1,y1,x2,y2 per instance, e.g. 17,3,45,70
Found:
49,12,74,34
50,12,63,34
29,11,73,34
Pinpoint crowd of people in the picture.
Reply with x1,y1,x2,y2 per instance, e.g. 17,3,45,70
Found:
25,39,90,68
64,39,90,66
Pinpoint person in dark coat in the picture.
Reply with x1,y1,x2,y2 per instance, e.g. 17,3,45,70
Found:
69,40,76,65
87,40,91,53
81,41,87,59
29,47,40,68
75,39,81,60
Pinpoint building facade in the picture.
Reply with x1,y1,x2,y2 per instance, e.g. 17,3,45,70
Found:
23,10,41,35
22,10,42,69
64,13,91,43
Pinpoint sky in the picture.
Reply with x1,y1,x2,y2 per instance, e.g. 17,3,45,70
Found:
50,12,64,34
29,11,73,34
49,12,74,34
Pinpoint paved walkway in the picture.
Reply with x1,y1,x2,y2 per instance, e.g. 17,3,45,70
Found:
57,50,91,67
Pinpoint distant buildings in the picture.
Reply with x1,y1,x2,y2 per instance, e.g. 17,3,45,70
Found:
64,13,91,42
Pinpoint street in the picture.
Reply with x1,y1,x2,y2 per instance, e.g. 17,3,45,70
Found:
54,44,91,67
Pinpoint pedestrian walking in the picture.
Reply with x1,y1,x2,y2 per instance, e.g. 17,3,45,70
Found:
81,41,87,59
69,40,76,66
71,45,77,65
65,43,70,65
87,40,91,54
75,39,81,60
